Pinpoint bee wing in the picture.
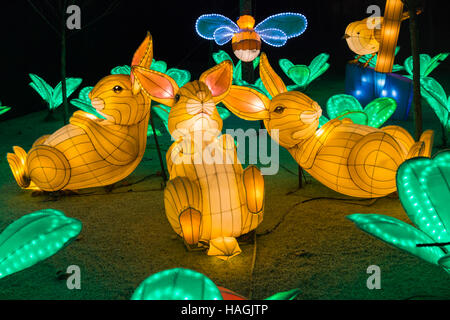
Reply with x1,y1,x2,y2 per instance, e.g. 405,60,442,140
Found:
213,26,236,45
257,28,287,47
196,14,239,42
255,13,307,40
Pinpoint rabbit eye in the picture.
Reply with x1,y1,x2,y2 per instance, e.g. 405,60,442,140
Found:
174,94,181,103
113,85,123,93
274,106,285,114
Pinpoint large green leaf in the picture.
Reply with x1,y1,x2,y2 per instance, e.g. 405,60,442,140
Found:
364,97,397,128
279,58,295,76
326,94,363,120
52,78,83,110
70,99,106,120
404,54,431,77
28,73,53,104
421,77,449,130
0,209,81,280
212,50,233,65
78,86,93,104
336,111,368,125
347,214,445,266
308,53,330,82
0,104,11,116
397,151,450,244
423,53,449,77
287,65,310,87
131,268,223,300
166,68,191,88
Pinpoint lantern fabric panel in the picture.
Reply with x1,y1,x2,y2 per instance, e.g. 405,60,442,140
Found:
375,0,404,73
7,34,154,192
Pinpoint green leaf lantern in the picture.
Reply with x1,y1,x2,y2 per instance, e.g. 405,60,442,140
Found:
29,74,82,110
320,94,396,128
347,151,450,272
0,209,82,280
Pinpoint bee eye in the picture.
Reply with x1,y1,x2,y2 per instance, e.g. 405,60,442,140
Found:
174,94,181,103
274,106,285,114
113,85,123,93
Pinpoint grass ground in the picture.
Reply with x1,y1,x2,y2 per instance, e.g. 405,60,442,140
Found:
0,72,449,300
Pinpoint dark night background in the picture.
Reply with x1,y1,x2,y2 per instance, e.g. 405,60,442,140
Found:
0,0,449,121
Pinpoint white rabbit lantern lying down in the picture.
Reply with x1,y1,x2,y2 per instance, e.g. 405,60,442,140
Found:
132,60,265,260
221,53,434,199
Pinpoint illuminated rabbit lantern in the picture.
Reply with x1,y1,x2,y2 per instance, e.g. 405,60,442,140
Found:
132,61,265,260
222,53,434,198
7,33,154,191
196,13,307,62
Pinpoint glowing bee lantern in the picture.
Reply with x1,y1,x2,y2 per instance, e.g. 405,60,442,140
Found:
196,12,307,62
0,209,81,280
222,53,434,198
131,268,301,300
347,150,450,272
132,61,265,260
7,33,154,191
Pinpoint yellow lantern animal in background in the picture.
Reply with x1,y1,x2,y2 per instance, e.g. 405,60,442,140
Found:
7,33,154,191
222,53,434,198
132,61,265,260
344,0,419,70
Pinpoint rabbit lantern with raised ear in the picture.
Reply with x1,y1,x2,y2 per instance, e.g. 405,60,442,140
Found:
7,33,154,192
132,60,265,260
222,53,434,198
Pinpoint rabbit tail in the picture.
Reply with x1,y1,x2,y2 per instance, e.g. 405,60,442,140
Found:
7,146,31,188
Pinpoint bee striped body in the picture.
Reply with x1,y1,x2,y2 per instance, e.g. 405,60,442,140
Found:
232,29,261,62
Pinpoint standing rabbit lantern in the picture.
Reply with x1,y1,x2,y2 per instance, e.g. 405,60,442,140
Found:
222,53,434,198
132,60,265,260
7,33,154,191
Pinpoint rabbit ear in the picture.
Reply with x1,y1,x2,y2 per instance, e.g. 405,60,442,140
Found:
199,60,233,103
132,66,179,107
131,32,154,94
222,85,270,120
259,53,287,97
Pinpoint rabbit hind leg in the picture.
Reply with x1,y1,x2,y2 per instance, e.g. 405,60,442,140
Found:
164,176,202,246
26,145,71,192
348,131,406,197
